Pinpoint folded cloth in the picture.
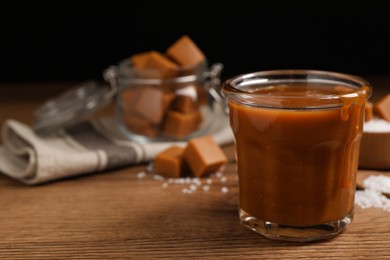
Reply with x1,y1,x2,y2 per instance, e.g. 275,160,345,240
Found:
0,117,233,185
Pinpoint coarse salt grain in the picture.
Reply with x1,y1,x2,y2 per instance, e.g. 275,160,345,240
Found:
189,184,197,191
143,165,234,195
153,175,164,181
182,188,192,194
363,118,390,133
137,171,146,179
215,172,224,178
355,175,390,212
192,178,201,186
364,175,390,194
355,190,390,212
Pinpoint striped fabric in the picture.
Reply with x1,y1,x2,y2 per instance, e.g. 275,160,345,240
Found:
0,117,233,185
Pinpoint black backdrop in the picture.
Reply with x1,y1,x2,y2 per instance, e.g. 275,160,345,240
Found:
1,9,390,83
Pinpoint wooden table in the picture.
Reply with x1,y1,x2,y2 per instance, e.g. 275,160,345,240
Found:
1,81,389,259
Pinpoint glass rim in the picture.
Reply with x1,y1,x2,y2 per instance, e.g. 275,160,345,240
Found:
222,69,372,109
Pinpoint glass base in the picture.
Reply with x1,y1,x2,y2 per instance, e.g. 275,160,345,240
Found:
239,209,353,242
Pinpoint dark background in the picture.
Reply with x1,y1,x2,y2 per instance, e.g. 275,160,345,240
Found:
1,9,390,83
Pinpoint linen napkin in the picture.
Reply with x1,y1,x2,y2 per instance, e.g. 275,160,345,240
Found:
0,115,233,185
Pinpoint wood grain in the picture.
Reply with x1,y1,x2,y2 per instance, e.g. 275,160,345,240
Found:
1,83,390,259
1,163,389,259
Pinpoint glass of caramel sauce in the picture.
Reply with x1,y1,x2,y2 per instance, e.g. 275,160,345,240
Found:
222,70,372,242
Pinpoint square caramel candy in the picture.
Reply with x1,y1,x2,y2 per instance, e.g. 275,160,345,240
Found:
172,95,199,113
165,35,206,69
122,88,143,114
171,85,199,113
163,110,202,139
374,94,390,121
124,114,159,137
155,146,189,178
183,136,227,177
130,51,151,69
142,51,179,79
134,87,174,125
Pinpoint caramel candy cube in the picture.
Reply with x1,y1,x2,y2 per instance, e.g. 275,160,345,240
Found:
143,51,179,79
183,136,227,177
130,51,151,69
166,35,206,68
155,146,188,178
172,85,199,113
124,114,159,137
122,88,142,114
163,110,202,139
364,101,374,122
134,87,174,125
122,88,160,137
172,95,199,113
374,94,390,121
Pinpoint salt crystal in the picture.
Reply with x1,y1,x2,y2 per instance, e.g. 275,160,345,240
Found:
355,175,390,212
203,185,210,192
355,190,390,212
192,178,202,186
136,171,146,179
215,172,223,178
153,175,164,181
182,188,192,194
175,178,185,184
190,184,197,191
364,175,390,194
220,176,227,183
221,186,229,193
364,118,390,133
162,182,169,188
206,179,213,185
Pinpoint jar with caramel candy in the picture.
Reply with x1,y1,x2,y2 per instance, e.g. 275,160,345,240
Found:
33,36,226,143
110,61,223,142
103,36,224,142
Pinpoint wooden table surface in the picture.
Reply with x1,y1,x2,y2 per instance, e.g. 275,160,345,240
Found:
1,81,390,259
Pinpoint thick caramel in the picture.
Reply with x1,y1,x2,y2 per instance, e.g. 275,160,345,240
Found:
229,83,366,226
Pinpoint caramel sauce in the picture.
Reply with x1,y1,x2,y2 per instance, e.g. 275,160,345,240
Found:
229,83,368,226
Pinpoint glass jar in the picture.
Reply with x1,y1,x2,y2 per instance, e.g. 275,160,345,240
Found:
104,59,225,142
32,60,226,143
222,69,372,242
